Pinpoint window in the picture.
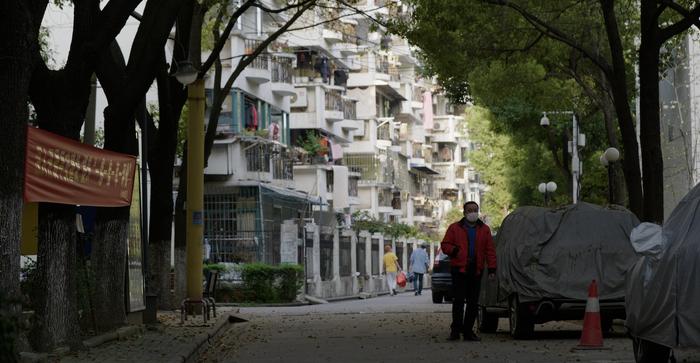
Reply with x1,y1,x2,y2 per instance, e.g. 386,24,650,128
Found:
326,170,334,193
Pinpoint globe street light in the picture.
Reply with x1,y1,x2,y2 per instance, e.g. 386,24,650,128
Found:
539,111,585,204
538,181,557,206
600,147,620,205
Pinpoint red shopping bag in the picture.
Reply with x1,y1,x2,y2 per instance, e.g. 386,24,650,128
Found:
397,271,407,287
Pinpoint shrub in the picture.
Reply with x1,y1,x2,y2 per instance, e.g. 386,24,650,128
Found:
239,263,303,303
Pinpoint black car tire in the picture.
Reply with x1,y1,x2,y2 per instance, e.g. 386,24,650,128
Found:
509,295,534,339
432,291,443,304
632,337,671,363
478,306,499,333
601,317,614,334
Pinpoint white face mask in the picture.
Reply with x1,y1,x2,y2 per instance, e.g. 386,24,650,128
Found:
466,212,479,223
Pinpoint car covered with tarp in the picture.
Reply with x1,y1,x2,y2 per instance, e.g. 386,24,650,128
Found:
478,202,640,338
626,184,700,362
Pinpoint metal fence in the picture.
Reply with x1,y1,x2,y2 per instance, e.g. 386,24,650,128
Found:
325,90,344,112
357,240,366,276
204,188,260,264
245,143,271,172
343,99,357,120
271,56,292,83
371,238,380,275
339,235,352,277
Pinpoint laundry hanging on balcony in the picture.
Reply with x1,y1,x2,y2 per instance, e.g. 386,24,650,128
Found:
245,103,258,130
333,69,348,87
314,55,330,83
330,142,343,161
268,122,280,141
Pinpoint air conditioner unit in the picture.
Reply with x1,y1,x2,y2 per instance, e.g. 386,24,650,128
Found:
290,88,307,108
433,122,441,130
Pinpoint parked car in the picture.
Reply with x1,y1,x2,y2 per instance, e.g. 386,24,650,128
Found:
430,249,452,303
478,203,640,339
626,185,700,362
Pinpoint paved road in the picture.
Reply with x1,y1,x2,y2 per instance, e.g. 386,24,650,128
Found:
199,292,639,363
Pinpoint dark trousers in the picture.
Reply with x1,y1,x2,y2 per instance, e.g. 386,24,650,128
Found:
450,267,481,335
413,273,424,293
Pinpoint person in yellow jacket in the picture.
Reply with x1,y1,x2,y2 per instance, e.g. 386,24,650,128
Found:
383,245,401,295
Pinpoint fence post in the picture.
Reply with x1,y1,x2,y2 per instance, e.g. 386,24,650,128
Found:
350,230,358,295
309,223,322,297
333,227,341,296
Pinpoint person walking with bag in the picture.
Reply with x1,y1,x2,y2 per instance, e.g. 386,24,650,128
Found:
441,201,497,341
409,243,430,296
383,245,401,296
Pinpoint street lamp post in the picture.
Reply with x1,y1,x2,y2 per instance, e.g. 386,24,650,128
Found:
538,181,557,206
599,147,620,205
175,61,207,317
540,112,585,204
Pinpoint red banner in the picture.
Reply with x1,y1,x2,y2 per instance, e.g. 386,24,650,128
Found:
24,127,137,207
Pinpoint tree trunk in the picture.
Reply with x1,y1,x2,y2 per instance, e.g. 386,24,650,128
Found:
639,3,664,222
600,0,644,218
147,60,187,309
0,0,32,316
91,207,129,331
31,204,81,351
173,156,189,306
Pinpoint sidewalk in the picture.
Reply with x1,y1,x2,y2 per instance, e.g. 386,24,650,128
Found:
59,308,239,363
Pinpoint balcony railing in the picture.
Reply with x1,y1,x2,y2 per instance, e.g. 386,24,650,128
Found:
377,123,391,141
325,90,344,112
345,153,394,185
250,54,269,70
388,66,400,82
271,57,292,83
343,99,357,120
376,56,389,74
272,155,293,180
413,89,424,103
245,143,271,172
349,177,359,197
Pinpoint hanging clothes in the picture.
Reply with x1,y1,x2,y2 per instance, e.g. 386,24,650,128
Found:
297,50,312,69
334,69,348,86
314,55,330,83
268,122,280,141
245,103,259,130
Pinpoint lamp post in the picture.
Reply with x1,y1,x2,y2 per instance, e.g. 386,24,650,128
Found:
540,112,585,204
175,61,205,305
599,147,620,205
538,181,557,206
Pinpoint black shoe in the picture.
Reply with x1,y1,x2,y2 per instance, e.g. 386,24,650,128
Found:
392,289,396,295
463,332,481,342
414,292,418,296
447,332,461,341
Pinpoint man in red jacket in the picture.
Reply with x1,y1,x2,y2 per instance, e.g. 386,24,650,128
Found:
441,201,497,341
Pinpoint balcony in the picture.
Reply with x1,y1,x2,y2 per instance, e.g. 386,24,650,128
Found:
245,53,270,84
322,28,343,43
270,56,295,96
324,90,345,121
345,152,394,186
205,137,293,187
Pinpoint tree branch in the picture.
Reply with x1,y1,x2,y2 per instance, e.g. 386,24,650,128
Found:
199,0,256,77
659,1,700,42
481,0,614,77
204,0,316,159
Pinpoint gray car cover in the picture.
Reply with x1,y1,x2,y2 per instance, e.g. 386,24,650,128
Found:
494,202,639,303
626,183,700,348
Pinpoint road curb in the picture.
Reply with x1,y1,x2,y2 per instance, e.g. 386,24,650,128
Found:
180,312,242,363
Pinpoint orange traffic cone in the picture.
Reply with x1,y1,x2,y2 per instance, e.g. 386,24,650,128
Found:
575,280,607,349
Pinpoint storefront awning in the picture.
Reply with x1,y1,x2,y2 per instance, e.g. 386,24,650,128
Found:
410,164,440,175
260,183,326,205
